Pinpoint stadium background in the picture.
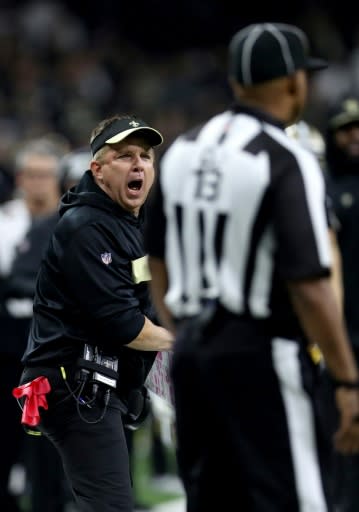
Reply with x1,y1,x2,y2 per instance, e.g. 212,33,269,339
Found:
0,0,358,166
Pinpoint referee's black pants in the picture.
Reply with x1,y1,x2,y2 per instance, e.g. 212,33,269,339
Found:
172,310,336,512
18,365,133,512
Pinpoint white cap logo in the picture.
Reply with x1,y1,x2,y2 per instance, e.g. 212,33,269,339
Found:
101,252,112,265
129,120,140,128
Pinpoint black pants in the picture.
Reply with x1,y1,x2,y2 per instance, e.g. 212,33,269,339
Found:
19,365,133,512
172,311,335,512
25,433,75,512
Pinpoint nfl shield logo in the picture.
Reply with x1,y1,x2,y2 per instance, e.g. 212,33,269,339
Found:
101,252,112,265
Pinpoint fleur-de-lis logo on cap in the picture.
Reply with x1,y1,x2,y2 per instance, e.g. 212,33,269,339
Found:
101,252,112,265
129,120,140,127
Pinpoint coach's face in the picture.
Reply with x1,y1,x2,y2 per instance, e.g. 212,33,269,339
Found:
91,135,155,216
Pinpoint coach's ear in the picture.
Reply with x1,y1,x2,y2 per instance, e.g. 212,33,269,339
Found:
90,159,103,182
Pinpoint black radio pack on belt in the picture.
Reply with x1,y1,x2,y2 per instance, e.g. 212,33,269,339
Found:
76,344,119,391
75,343,150,428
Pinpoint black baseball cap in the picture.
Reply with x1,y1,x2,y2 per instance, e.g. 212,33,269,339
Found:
327,97,359,130
91,117,163,155
229,22,327,86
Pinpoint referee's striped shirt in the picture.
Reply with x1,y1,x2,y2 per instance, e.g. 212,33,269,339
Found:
146,104,331,336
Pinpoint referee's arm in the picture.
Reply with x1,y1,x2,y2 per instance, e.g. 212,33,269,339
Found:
147,256,176,334
145,169,176,334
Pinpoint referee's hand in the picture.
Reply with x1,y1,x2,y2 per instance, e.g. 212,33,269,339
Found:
334,387,359,454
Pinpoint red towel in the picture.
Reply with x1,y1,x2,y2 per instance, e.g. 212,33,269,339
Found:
12,376,51,427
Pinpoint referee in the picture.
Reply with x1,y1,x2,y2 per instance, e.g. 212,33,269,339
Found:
145,23,359,512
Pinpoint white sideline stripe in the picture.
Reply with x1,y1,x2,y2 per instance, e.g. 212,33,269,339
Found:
272,338,327,511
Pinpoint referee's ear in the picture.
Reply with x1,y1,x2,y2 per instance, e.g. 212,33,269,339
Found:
287,70,307,99
228,76,244,99
287,74,298,96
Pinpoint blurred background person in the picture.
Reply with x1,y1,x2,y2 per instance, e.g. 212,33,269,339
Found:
324,94,359,512
59,147,92,192
7,147,91,512
0,135,69,511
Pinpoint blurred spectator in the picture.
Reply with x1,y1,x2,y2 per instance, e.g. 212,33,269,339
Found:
0,135,68,512
59,146,91,191
3,146,90,512
0,135,68,276
13,148,91,512
1,2,355,157
0,166,14,205
324,95,359,512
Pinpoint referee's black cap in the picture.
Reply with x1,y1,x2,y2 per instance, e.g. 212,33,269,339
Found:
228,22,327,86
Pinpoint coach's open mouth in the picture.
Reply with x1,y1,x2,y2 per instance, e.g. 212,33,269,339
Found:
128,179,143,191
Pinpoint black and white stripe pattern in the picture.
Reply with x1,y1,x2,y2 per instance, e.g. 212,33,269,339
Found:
147,105,331,322
272,337,327,510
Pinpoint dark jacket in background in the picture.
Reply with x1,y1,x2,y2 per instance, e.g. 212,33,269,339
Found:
326,132,359,347
0,212,59,357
